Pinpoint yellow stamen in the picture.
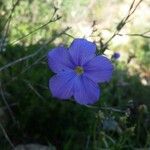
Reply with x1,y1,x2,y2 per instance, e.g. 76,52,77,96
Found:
75,66,84,75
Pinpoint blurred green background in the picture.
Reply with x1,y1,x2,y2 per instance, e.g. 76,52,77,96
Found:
0,0,150,149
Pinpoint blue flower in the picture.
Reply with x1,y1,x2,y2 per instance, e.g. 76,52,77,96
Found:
48,38,113,105
112,52,120,59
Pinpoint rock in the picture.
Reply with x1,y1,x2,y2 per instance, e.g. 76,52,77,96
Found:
14,144,56,150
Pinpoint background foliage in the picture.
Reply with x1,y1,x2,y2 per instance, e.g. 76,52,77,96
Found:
0,0,150,149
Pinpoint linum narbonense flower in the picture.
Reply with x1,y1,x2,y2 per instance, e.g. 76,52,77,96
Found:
48,38,113,105
112,52,120,60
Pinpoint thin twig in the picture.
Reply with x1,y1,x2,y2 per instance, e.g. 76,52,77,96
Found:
0,0,20,51
21,54,46,73
117,32,150,39
0,123,15,149
100,0,143,53
85,135,90,150
0,103,18,111
24,80,45,101
4,54,46,86
10,8,62,45
2,0,20,30
0,81,17,123
0,27,70,72
11,16,62,45
85,105,125,113
64,32,75,39
100,106,125,113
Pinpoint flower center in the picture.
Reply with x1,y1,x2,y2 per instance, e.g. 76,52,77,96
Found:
75,66,84,75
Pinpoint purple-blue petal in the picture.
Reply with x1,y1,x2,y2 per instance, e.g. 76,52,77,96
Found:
49,71,76,99
112,52,120,59
47,46,74,73
83,55,113,83
69,38,96,66
73,76,100,105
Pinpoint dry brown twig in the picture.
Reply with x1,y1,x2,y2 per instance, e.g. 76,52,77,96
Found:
100,0,144,53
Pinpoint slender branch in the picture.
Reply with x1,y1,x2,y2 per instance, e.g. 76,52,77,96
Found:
0,123,15,149
117,31,150,39
0,27,70,72
0,3,60,51
10,7,62,45
0,103,18,111
100,106,125,113
0,0,20,51
2,0,20,29
85,135,90,150
64,32,75,39
0,82,17,123
4,54,45,86
100,0,144,53
11,17,62,45
85,105,125,113
24,80,45,101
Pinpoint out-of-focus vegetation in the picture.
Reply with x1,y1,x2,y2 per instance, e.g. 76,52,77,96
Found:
0,0,150,149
